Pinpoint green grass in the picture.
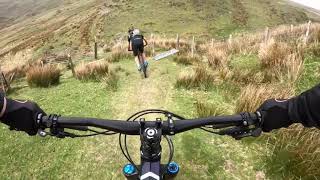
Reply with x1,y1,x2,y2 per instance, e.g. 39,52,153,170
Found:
2,56,270,179
296,54,320,93
1,0,320,179
103,0,310,39
230,54,260,72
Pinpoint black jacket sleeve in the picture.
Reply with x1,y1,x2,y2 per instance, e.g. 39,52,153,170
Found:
0,92,4,115
289,84,320,128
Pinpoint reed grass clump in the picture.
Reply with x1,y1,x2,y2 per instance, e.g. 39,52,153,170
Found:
173,55,198,65
176,66,215,89
258,39,292,69
102,70,118,91
235,84,294,113
75,61,110,81
196,101,230,118
26,65,60,87
265,125,320,178
207,47,229,68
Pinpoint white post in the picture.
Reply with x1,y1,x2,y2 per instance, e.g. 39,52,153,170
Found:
211,39,214,48
290,24,293,33
264,27,269,43
191,36,195,57
176,34,180,50
151,33,155,56
228,34,233,46
305,20,312,45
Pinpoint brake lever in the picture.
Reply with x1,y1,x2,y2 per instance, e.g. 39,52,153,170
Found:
232,128,262,140
38,128,77,138
218,126,262,140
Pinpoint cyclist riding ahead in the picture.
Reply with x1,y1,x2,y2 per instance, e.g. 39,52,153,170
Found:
128,27,148,72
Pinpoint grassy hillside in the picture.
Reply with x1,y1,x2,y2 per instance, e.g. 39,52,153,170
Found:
0,0,63,29
104,0,312,38
0,0,316,61
1,0,320,179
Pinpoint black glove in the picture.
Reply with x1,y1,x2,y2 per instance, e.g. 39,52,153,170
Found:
257,99,294,132
1,98,46,135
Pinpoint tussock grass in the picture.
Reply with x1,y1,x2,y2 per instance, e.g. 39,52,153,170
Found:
152,35,190,51
40,52,69,64
176,66,215,89
307,42,320,57
235,84,294,113
199,23,320,56
107,43,131,62
207,47,229,68
26,65,60,87
195,101,229,117
258,39,292,69
173,55,199,65
75,61,110,81
258,39,304,84
266,125,320,178
231,69,263,84
215,67,233,81
102,70,118,91
0,49,34,80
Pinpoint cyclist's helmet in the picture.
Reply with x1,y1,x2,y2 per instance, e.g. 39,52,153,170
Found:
132,29,140,36
128,26,134,34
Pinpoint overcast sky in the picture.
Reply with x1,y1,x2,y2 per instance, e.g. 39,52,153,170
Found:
290,0,320,10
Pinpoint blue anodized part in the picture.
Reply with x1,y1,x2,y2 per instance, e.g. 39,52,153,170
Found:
123,164,136,175
167,162,179,175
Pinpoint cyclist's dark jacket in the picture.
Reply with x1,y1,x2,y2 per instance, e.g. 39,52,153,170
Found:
289,84,320,128
0,92,3,113
129,35,144,56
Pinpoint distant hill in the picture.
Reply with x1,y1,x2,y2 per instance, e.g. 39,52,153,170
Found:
0,0,318,60
0,0,63,29
104,0,315,38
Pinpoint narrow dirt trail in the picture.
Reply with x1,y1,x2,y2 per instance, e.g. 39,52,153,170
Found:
111,59,178,119
83,58,268,179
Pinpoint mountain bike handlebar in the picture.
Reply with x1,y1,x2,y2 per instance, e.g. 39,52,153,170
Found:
36,112,262,136
35,110,263,179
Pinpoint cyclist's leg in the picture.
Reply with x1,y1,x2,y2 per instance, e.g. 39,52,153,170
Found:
134,56,141,71
142,52,148,68
139,46,148,67
132,44,141,71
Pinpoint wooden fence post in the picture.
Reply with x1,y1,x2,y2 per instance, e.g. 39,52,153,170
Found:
264,27,269,43
290,24,294,33
176,34,180,50
191,36,195,57
94,36,98,59
68,54,76,77
304,20,312,45
151,33,155,56
228,34,233,46
211,38,214,48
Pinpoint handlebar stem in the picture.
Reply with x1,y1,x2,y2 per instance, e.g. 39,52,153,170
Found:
140,118,162,161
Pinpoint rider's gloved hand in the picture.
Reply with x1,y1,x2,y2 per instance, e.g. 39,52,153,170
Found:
0,96,46,136
257,99,294,132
